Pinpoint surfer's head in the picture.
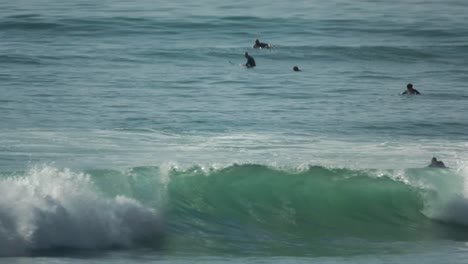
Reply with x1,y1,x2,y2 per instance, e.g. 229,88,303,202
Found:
407,83,413,89
293,66,300,72
255,39,260,45
244,52,249,58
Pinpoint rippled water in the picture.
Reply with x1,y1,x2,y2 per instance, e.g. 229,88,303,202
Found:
1,0,468,263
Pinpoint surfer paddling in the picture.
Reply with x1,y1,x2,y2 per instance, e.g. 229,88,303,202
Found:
253,39,271,49
428,157,447,168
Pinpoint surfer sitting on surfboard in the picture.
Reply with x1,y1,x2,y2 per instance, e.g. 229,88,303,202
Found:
401,83,421,95
243,52,256,68
253,39,271,49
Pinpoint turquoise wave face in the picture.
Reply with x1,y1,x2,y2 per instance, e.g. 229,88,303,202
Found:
1,164,467,256
162,164,468,255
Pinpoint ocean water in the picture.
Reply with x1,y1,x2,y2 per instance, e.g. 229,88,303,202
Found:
1,0,468,263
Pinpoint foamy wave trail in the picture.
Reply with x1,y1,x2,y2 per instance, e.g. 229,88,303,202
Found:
0,166,163,256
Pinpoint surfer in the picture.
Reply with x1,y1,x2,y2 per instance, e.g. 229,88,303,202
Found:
243,52,256,68
253,39,271,49
293,66,301,72
428,157,447,168
401,83,421,95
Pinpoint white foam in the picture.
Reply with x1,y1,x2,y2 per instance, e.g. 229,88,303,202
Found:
0,165,162,256
436,163,468,226
2,129,468,171
409,161,468,227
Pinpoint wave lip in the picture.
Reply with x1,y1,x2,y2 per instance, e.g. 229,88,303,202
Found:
0,166,163,256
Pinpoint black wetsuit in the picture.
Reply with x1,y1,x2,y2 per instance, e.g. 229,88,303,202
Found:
253,42,270,49
429,161,446,168
245,55,256,68
401,89,421,95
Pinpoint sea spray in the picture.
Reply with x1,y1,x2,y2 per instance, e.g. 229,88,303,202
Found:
421,163,468,227
0,165,163,256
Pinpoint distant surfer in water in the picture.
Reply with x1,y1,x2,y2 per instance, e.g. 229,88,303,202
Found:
243,52,256,68
293,66,301,72
253,39,271,49
428,157,447,168
401,83,421,95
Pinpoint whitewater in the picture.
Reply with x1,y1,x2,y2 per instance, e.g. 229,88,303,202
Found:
2,164,468,261
1,0,468,263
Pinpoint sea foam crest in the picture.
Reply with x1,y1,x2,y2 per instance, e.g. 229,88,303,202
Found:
400,160,468,228
0,166,162,256
431,163,468,226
